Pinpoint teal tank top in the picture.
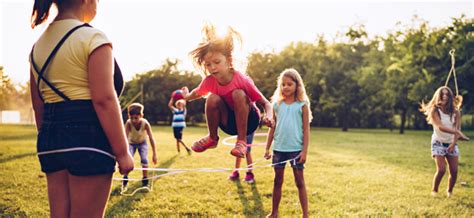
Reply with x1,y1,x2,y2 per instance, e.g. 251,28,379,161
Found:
273,101,306,152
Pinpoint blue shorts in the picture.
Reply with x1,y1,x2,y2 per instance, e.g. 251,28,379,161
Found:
129,141,149,166
272,150,304,169
431,140,460,158
37,100,115,176
173,127,184,140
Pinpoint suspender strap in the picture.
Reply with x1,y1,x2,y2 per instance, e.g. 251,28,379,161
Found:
30,23,92,102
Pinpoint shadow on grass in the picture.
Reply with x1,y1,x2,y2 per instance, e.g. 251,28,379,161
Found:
0,152,36,164
106,155,178,215
234,180,265,217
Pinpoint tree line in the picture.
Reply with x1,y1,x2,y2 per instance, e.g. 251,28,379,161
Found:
1,15,472,132
121,15,473,133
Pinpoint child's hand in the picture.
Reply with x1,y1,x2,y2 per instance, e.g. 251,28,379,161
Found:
152,153,157,165
116,153,134,175
298,151,307,164
447,144,455,153
181,87,189,96
262,115,274,128
458,131,470,141
264,150,272,160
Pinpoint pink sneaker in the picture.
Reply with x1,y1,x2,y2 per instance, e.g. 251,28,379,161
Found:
244,172,255,183
228,170,239,181
230,140,247,158
192,135,218,152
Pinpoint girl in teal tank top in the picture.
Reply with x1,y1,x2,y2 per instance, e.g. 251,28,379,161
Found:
264,68,313,218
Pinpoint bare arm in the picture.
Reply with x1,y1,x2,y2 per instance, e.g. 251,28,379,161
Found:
125,121,130,138
264,110,277,159
181,87,202,102
455,110,461,130
299,104,310,164
145,122,157,165
88,44,133,175
257,97,274,128
168,97,174,110
30,70,44,132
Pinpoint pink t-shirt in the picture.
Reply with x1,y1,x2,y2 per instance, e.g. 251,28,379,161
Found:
193,71,264,110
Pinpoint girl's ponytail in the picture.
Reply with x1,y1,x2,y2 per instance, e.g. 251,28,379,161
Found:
31,0,55,28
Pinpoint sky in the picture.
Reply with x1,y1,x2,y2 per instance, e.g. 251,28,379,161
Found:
0,0,472,85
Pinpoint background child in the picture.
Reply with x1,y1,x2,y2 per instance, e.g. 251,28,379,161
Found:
264,68,312,218
181,23,273,158
123,103,157,188
29,0,134,216
420,86,469,197
169,99,191,154
228,132,256,183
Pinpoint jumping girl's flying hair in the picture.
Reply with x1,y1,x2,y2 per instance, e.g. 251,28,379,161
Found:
189,23,242,77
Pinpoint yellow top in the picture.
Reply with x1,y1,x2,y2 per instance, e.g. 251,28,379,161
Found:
127,118,148,144
30,19,111,103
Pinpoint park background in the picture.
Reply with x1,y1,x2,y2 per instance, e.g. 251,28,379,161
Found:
1,0,474,216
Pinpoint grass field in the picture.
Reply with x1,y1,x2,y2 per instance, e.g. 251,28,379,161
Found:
0,124,473,216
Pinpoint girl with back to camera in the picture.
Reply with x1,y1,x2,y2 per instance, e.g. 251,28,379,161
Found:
181,23,273,158
420,86,469,198
30,0,134,216
264,68,312,218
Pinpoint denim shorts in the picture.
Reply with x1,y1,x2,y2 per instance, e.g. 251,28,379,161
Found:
173,127,184,140
272,150,304,169
129,141,149,166
431,140,460,158
219,103,260,136
37,100,115,176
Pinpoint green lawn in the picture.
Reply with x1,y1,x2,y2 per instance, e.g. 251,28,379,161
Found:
0,125,473,216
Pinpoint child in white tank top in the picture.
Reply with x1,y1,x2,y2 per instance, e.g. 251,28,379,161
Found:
420,86,469,198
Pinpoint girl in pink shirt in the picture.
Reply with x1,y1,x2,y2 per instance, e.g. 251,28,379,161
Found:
182,23,273,157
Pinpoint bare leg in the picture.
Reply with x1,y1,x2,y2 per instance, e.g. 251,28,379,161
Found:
143,165,148,178
235,157,242,169
293,168,308,218
245,152,253,173
232,89,250,142
46,170,70,218
179,140,191,151
432,156,446,193
176,140,180,152
205,94,228,141
268,167,284,218
69,173,113,218
446,156,459,194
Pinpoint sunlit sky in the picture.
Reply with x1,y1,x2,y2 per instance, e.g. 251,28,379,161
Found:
0,0,472,85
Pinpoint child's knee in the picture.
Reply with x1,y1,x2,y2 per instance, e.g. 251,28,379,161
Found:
274,176,284,186
206,94,223,107
232,89,247,102
437,168,446,175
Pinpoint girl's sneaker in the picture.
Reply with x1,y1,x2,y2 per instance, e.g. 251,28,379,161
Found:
228,171,239,181
230,140,247,158
244,172,255,183
192,135,219,152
